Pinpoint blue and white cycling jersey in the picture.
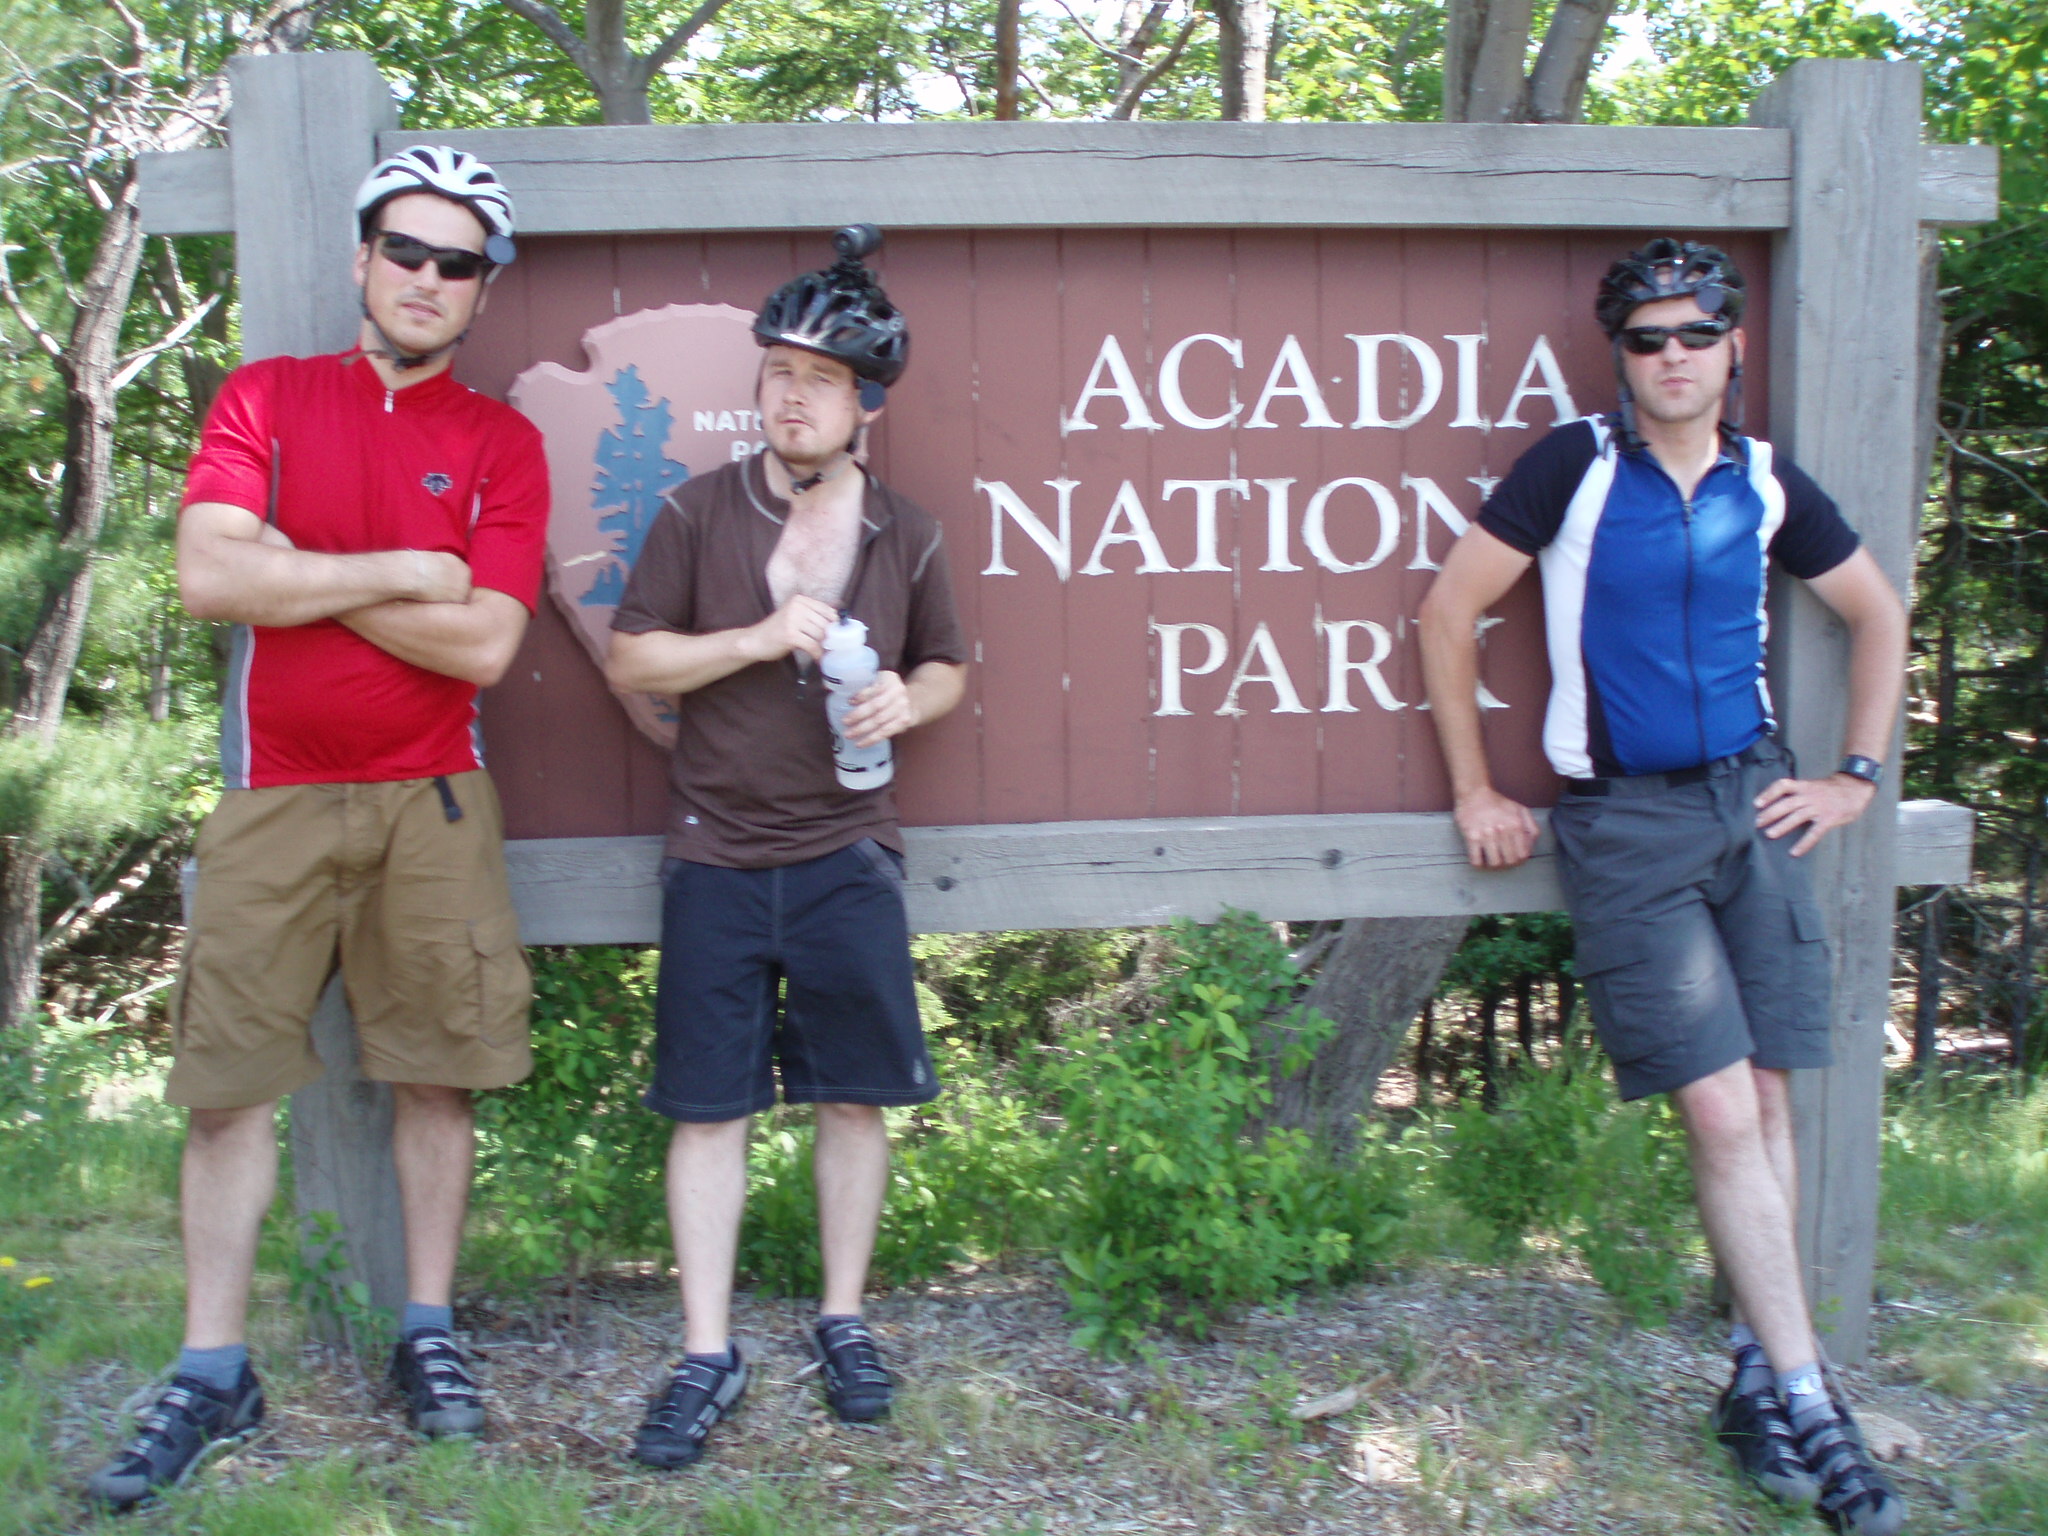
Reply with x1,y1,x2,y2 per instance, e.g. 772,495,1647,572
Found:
1478,417,1859,781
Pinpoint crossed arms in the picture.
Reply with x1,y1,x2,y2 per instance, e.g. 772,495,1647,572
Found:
1417,526,1908,867
177,501,529,688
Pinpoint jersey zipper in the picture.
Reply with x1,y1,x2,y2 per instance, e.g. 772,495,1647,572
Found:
1681,495,1708,766
384,388,394,413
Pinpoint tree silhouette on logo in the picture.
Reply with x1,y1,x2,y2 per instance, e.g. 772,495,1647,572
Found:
582,365,690,609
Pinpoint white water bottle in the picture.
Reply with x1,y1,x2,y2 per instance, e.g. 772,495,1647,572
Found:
821,615,894,791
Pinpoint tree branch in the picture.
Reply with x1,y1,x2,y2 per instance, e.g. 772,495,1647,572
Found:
0,244,64,361
497,0,597,75
1527,0,1614,124
1108,10,1202,119
640,0,734,77
111,291,221,391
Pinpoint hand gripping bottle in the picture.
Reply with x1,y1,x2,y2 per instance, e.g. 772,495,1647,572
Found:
821,615,894,790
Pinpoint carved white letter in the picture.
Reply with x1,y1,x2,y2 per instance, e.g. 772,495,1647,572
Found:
979,478,1076,581
1302,477,1400,573
1254,478,1300,572
1161,479,1247,573
1218,622,1311,716
1402,475,1471,571
1495,335,1578,429
1158,334,1242,430
1151,621,1229,716
1443,333,1487,428
1318,615,1405,712
1243,335,1340,429
1079,481,1178,575
1062,334,1161,433
1349,334,1444,430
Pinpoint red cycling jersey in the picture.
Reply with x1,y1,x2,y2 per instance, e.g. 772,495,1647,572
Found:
182,352,550,789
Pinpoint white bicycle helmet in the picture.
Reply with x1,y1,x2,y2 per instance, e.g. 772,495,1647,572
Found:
355,146,518,266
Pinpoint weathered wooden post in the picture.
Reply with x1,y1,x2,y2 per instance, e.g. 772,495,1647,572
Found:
227,51,410,1322
1752,60,1927,1365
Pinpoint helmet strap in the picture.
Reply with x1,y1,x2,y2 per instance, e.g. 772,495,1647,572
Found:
775,446,854,497
357,297,465,373
1609,337,1647,454
1723,358,1746,434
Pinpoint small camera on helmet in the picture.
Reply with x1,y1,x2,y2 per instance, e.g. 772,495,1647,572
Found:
833,224,883,261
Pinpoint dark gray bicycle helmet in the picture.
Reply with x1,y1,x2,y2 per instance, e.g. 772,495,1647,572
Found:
753,225,909,391
1595,238,1745,335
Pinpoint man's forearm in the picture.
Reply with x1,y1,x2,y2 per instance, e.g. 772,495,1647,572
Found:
337,590,529,688
606,626,764,697
1417,607,1497,799
1840,605,1908,768
903,660,967,729
183,541,430,628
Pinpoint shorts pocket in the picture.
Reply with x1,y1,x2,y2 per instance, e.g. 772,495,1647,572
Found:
851,837,906,890
1572,921,1693,1067
468,910,532,1047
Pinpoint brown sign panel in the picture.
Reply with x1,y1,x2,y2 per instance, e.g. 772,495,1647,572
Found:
456,229,1771,841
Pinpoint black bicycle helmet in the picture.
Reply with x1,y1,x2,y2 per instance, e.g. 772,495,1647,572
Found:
753,225,909,389
1595,238,1745,335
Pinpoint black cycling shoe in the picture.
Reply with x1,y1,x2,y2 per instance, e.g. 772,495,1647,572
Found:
811,1317,893,1422
1797,1400,1907,1536
1712,1372,1820,1506
632,1351,749,1469
390,1329,486,1438
86,1367,265,1510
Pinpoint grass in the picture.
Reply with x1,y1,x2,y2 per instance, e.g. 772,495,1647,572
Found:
1,1059,2044,1532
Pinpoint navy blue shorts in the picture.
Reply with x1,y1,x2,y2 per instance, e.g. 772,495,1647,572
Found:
646,838,939,1122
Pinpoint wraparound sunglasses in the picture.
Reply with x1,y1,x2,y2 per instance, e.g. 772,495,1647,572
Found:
376,231,493,282
1618,317,1734,354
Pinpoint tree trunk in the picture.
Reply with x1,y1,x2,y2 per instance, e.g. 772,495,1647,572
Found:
1462,0,1535,122
1444,0,1612,125
0,166,147,1037
1266,915,1469,1149
1913,890,1944,1076
11,167,143,748
1213,0,1271,121
994,0,1020,119
1526,0,1614,123
1478,990,1501,1107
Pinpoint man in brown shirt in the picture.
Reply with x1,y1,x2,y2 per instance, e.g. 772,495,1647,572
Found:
607,227,967,1469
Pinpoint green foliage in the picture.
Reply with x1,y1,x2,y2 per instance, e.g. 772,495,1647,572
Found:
913,928,1139,1056
0,1256,57,1353
738,1036,1060,1293
284,1209,396,1352
1051,911,1405,1354
471,947,672,1287
1439,1047,1697,1324
1438,912,1574,999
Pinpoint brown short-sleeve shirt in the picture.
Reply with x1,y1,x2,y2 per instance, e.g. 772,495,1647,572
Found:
611,455,968,868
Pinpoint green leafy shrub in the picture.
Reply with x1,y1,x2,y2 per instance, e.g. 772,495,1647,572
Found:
471,947,672,1290
1439,1047,1697,1323
913,929,1141,1057
1051,912,1406,1355
0,1256,57,1353
739,1035,1061,1294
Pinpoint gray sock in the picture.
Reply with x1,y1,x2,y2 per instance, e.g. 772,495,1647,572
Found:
1776,1362,1831,1427
403,1301,454,1338
176,1343,249,1392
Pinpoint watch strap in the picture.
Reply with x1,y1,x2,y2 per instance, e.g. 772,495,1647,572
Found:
1837,754,1883,786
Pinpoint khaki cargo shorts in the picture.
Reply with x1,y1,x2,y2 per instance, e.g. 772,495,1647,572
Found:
165,771,532,1109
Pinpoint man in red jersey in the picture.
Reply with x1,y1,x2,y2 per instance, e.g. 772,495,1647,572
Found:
89,148,547,1510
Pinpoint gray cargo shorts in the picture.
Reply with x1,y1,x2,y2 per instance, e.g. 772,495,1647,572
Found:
1548,739,1835,1101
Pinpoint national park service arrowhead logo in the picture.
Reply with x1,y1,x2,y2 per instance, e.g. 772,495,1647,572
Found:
509,304,763,746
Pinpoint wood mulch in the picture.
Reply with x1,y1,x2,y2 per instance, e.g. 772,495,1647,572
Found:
59,1256,2041,1533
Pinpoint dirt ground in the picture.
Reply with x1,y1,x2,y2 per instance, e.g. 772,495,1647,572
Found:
53,1254,2040,1534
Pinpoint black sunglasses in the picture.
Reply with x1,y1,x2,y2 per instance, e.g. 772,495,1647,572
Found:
1618,318,1733,355
375,231,492,282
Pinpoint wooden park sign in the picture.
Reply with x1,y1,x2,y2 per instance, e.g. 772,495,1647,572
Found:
140,51,1995,1361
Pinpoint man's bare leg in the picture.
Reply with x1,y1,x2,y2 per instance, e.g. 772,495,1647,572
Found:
1729,1065,1800,1335
813,1102,889,1317
182,1102,281,1348
391,1083,475,1309
668,1116,751,1355
1673,1058,1818,1373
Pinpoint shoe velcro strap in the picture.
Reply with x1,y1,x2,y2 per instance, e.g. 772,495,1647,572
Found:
816,1324,891,1386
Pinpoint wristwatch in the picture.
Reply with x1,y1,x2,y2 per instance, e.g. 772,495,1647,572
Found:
1837,754,1884,786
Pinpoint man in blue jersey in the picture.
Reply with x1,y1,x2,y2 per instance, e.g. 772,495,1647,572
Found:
1419,240,1909,1536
